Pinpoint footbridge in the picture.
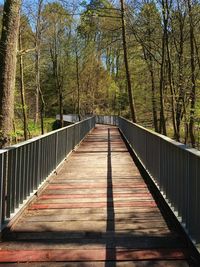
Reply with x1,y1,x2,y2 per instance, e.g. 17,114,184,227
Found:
0,116,200,266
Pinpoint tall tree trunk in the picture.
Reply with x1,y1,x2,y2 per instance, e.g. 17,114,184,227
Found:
76,50,81,121
166,34,177,138
35,0,43,127
50,45,64,128
19,26,28,140
39,89,45,135
120,0,137,123
149,58,159,132
175,6,184,142
59,88,64,127
142,20,159,132
142,47,158,132
188,0,196,147
164,0,177,138
0,0,21,148
159,0,167,135
159,33,167,135
57,67,64,127
12,119,18,144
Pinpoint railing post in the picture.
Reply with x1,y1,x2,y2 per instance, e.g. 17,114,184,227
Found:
0,154,4,234
36,139,41,187
0,150,7,238
55,132,58,168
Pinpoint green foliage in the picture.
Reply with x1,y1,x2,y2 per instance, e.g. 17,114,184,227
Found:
12,118,55,142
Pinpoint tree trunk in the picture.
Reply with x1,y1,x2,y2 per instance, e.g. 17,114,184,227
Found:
76,50,81,121
39,89,45,134
19,26,28,140
159,0,167,135
0,0,21,148
59,88,64,127
142,23,159,132
159,33,167,135
120,0,137,123
175,6,184,142
149,59,159,132
188,0,196,147
50,45,64,128
166,33,177,139
164,0,177,138
12,119,18,144
35,0,43,126
142,46,158,132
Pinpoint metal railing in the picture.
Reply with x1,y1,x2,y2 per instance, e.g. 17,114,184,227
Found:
0,117,95,232
118,117,200,243
95,115,119,126
1,114,200,244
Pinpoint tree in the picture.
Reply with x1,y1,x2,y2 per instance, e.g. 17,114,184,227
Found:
120,0,137,123
35,0,45,134
188,0,196,147
0,0,21,148
173,0,186,141
18,24,28,140
134,1,161,131
42,2,72,127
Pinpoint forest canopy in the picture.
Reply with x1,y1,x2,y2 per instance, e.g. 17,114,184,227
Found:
0,0,200,148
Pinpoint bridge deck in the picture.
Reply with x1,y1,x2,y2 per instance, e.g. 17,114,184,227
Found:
0,125,192,266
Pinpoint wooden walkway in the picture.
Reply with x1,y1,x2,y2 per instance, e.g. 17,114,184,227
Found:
0,125,193,266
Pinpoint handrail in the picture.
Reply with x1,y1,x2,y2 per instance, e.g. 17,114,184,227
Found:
95,115,119,126
118,116,200,243
0,117,95,232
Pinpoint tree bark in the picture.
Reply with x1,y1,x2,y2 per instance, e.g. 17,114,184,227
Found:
164,0,177,138
166,33,177,138
188,0,196,147
159,33,167,135
159,0,167,135
142,21,159,132
120,0,137,123
76,50,81,121
149,57,159,132
0,0,21,148
175,5,184,142
19,26,28,140
35,0,43,126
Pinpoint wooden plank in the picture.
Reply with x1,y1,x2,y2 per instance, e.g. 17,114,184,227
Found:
28,201,157,210
0,261,190,267
38,192,151,199
35,197,154,204
0,236,186,250
0,248,187,262
5,231,176,241
23,214,164,222
47,184,148,190
24,210,163,221
13,220,168,232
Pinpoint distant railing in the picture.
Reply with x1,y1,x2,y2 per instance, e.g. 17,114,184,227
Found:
95,115,119,126
0,117,95,232
118,117,200,244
